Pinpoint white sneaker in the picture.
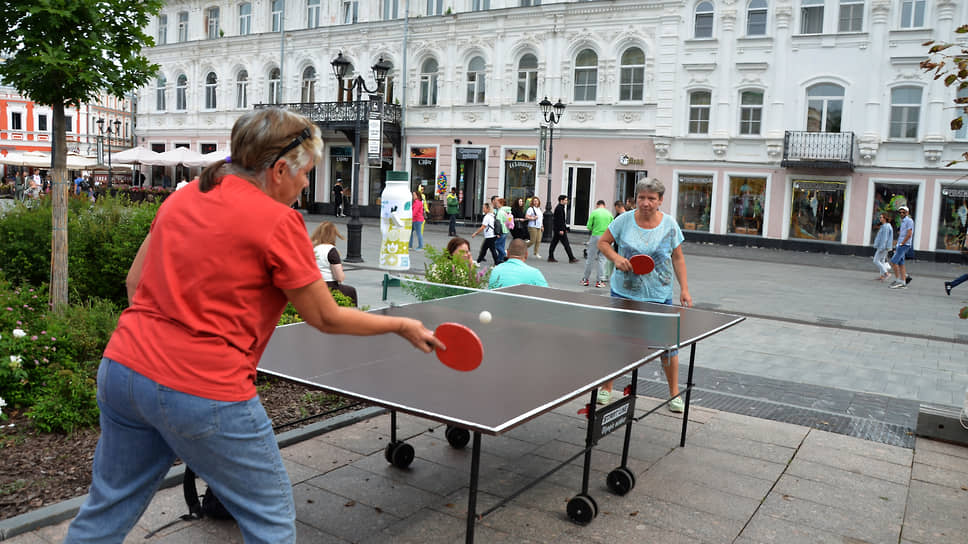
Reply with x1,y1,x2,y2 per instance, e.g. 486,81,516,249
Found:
889,281,906,289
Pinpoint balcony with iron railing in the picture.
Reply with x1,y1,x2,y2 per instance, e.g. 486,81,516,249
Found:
256,101,403,153
781,131,855,170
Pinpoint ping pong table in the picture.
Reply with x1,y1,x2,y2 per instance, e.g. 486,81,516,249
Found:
259,284,743,542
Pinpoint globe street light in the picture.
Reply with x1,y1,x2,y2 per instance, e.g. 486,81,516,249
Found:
539,97,565,243
331,52,391,263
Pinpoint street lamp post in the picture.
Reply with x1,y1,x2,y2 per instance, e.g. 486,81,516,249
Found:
331,52,391,263
539,97,565,243
96,118,121,187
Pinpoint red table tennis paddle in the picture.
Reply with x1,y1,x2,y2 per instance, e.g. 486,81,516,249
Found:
629,254,655,274
434,323,483,372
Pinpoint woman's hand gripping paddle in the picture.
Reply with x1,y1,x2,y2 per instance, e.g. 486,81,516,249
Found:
629,254,655,275
434,323,483,372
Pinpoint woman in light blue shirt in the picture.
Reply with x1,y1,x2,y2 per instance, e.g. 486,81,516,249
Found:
872,212,893,281
597,178,692,411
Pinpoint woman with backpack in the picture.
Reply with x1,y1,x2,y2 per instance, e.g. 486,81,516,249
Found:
471,202,501,265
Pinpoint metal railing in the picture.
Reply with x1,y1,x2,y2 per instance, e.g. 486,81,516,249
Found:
256,101,402,126
782,131,855,168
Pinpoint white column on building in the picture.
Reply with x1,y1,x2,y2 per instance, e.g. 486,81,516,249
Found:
712,6,737,140
863,1,891,142
768,2,793,138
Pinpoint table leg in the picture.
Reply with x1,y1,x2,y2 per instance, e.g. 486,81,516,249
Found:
465,431,482,544
619,368,639,467
679,344,697,447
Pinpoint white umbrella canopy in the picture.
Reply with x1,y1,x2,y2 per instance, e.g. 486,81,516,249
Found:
151,146,204,167
0,151,100,169
112,146,162,165
197,148,230,167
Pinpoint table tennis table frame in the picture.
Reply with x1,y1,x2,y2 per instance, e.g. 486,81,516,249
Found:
374,343,700,543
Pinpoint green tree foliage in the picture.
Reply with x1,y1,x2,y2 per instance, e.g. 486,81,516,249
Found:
922,24,968,166
0,0,163,308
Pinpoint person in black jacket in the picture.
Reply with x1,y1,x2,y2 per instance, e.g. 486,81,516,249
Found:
548,194,578,263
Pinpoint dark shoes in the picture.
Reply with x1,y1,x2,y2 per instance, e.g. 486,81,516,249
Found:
945,281,953,296
905,275,913,285
568,258,580,264
548,257,558,262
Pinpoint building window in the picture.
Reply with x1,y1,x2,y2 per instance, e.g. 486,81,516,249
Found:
176,74,188,110
205,7,220,39
746,0,768,36
38,114,48,132
938,185,968,251
10,112,22,130
419,58,438,106
688,91,711,134
800,0,824,34
301,66,316,103
384,0,399,19
573,49,598,102
889,86,922,139
899,0,925,28
739,90,763,135
791,180,846,241
728,177,766,235
806,83,844,132
64,115,73,133
871,182,919,244
503,148,537,203
426,0,442,16
156,76,167,111
619,47,645,101
677,175,713,232
307,0,320,28
157,14,168,45
271,0,283,32
520,0,541,5
269,68,281,104
342,1,358,24
204,72,217,109
239,3,251,35
472,0,490,10
954,87,968,140
177,11,188,42
516,54,538,104
236,70,248,109
466,56,486,104
694,1,714,39
838,0,863,32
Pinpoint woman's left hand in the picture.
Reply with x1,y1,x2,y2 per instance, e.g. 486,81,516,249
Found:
679,289,693,308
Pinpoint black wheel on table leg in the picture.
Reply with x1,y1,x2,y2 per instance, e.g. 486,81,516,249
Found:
384,441,397,463
390,442,415,469
445,426,471,449
566,494,598,525
606,467,635,496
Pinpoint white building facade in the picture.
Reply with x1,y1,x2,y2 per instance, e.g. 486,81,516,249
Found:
137,0,968,258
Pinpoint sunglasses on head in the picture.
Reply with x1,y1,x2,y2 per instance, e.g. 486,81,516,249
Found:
271,128,312,167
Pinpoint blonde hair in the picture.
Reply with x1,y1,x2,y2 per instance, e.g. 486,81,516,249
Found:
199,108,323,192
309,221,345,246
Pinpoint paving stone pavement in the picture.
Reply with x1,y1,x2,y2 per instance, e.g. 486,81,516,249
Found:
2,214,967,542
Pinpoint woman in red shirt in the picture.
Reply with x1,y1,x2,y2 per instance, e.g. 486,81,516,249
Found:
409,190,425,250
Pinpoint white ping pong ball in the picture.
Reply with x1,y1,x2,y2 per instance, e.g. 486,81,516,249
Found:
479,311,492,324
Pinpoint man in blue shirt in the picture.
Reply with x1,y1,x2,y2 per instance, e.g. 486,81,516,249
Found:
889,205,915,289
489,239,548,289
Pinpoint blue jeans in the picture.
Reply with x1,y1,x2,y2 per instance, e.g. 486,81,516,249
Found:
495,233,508,261
65,358,295,544
409,221,424,249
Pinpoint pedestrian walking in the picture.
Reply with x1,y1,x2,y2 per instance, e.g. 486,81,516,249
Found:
581,200,613,288
889,206,914,289
445,187,459,236
872,212,893,281
526,196,543,258
471,202,501,265
548,194,578,263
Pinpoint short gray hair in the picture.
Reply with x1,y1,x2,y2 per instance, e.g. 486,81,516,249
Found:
634,178,666,198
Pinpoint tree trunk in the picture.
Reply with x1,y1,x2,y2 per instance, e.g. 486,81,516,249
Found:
50,104,69,310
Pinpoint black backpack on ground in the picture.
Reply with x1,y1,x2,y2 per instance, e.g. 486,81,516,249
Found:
182,467,234,521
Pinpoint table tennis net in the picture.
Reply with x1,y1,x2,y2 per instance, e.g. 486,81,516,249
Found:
382,275,680,351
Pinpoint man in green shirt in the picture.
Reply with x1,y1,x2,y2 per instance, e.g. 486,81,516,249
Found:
489,239,548,289
445,187,459,236
582,200,613,288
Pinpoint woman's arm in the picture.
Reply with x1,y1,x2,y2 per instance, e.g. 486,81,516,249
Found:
598,230,631,272
671,245,692,307
126,234,151,305
284,279,443,353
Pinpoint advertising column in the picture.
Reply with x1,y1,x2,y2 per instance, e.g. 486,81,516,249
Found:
379,171,413,271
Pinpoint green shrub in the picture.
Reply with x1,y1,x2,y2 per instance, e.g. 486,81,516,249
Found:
277,288,357,326
25,361,99,433
403,245,490,301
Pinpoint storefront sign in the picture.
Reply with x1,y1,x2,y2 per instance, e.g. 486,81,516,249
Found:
410,146,437,159
416,158,434,166
679,175,713,185
331,146,352,157
507,161,534,170
367,95,383,167
793,180,846,191
942,187,968,198
457,147,484,160
618,154,645,166
504,148,536,161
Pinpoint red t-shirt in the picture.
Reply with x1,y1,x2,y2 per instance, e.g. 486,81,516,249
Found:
104,175,322,401
412,198,425,222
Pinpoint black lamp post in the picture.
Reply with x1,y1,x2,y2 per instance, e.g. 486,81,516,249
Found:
539,97,565,243
96,118,121,186
331,52,391,263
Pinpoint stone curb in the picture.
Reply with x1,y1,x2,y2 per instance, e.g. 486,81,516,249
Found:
0,406,386,541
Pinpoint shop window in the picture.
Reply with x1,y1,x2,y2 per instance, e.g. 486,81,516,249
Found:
938,186,968,251
503,148,537,202
790,180,846,241
870,182,919,244
410,147,437,194
728,177,766,235
677,175,713,232
330,146,353,200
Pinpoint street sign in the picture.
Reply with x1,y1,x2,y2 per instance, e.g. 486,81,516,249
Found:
367,94,383,167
